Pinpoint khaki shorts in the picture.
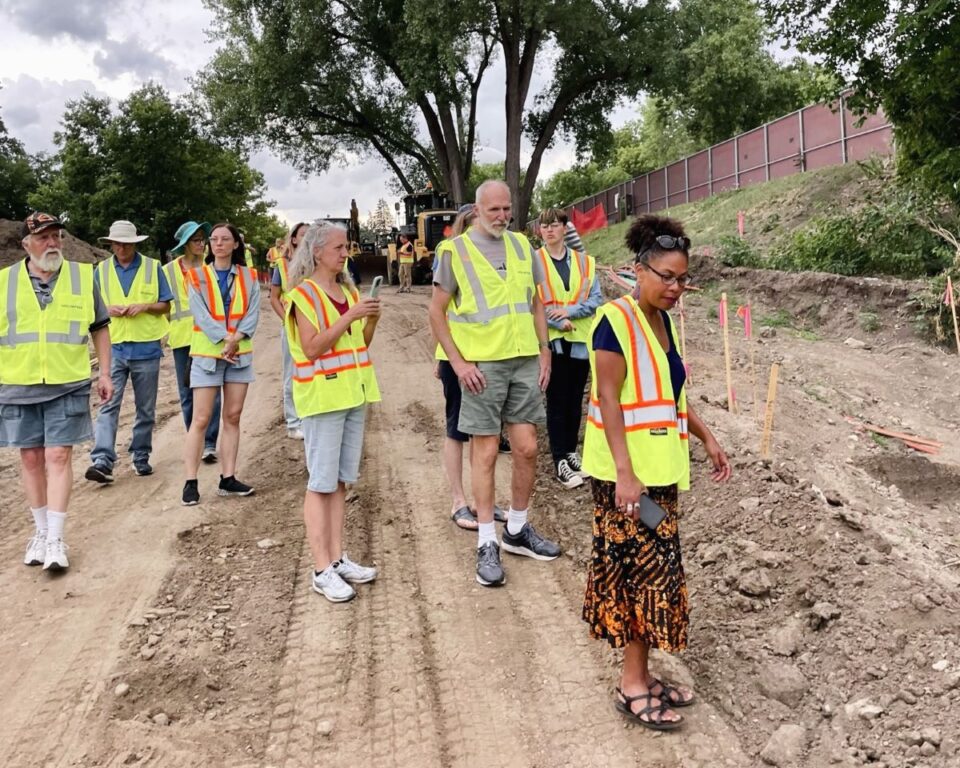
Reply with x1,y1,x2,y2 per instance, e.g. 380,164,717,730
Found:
458,356,545,436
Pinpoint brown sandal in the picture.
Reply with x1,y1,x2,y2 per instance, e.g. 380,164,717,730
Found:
614,687,683,731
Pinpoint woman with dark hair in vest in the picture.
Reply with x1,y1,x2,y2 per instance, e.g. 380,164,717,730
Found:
581,214,731,730
284,221,381,603
181,222,260,506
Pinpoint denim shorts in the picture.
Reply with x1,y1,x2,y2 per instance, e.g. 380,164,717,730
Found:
458,356,545,436
190,358,255,388
0,390,94,448
302,406,367,493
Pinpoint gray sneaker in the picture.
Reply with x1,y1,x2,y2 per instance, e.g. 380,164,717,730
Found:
501,523,561,561
312,566,356,603
476,541,505,587
333,553,377,584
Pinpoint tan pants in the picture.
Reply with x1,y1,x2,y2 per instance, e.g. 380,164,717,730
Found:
399,262,413,291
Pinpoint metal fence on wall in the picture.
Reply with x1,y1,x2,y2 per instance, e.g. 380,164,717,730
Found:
563,96,893,225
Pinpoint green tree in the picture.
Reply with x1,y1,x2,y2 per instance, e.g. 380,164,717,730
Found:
30,84,284,255
201,0,680,226
765,0,960,204
534,162,630,210
0,100,41,220
613,98,699,177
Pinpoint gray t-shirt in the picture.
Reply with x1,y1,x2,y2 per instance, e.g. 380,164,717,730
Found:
0,258,110,405
433,227,545,299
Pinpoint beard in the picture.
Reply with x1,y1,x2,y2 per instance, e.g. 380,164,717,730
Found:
32,248,64,272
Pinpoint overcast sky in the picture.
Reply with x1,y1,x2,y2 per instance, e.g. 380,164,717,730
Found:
0,0,637,226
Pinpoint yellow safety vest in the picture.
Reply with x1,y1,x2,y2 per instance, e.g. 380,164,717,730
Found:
274,256,292,310
163,258,195,349
0,259,95,385
267,246,283,264
285,279,381,416
581,295,690,489
438,231,540,362
399,243,415,265
187,264,256,360
536,246,596,344
96,255,169,343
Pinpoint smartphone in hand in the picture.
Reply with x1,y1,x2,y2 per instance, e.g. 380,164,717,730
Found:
369,275,383,298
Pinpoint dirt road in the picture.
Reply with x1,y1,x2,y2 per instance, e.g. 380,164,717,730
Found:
0,275,958,768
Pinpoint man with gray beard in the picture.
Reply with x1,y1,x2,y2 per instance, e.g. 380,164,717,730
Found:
0,212,113,572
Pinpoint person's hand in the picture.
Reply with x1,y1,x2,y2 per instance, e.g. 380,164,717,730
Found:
615,469,647,520
348,296,382,321
547,308,569,321
560,319,574,332
454,360,485,395
705,437,732,482
107,305,127,317
222,333,241,363
97,373,113,405
433,361,441,380
125,303,147,317
538,346,552,392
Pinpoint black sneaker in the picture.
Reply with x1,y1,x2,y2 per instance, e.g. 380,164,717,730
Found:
218,475,254,497
134,460,153,476
501,523,561,561
556,458,585,490
182,480,200,506
85,463,114,484
201,448,218,464
498,435,511,454
476,541,505,587
566,452,588,478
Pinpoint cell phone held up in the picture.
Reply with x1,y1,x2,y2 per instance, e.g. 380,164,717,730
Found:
637,494,667,533
369,275,383,298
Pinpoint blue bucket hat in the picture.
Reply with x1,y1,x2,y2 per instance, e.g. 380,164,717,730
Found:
171,221,212,255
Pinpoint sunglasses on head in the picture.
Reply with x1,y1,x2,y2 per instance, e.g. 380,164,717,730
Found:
635,234,691,262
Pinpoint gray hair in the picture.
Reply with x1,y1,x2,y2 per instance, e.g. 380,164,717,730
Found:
475,179,510,206
287,220,350,289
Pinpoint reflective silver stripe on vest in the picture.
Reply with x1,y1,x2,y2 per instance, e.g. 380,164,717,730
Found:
315,348,370,373
446,236,533,324
164,262,191,321
0,261,87,347
616,300,659,400
587,401,678,428
97,261,110,303
143,258,154,285
678,415,689,435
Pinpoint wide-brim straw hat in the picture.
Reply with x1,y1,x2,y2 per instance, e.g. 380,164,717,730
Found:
171,221,212,255
98,220,149,243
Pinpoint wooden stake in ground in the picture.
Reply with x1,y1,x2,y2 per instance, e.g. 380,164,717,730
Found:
720,292,736,412
945,276,960,355
737,302,758,421
760,362,780,460
678,294,691,386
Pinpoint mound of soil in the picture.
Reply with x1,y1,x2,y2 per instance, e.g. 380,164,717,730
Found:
0,218,109,269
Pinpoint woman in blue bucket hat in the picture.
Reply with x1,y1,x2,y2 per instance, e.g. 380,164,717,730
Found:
164,221,221,463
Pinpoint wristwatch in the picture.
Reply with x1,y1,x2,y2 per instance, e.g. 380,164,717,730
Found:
538,340,550,349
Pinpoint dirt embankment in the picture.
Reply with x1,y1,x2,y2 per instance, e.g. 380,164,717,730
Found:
1,218,110,269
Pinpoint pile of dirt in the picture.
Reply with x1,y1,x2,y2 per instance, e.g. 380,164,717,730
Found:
0,218,109,269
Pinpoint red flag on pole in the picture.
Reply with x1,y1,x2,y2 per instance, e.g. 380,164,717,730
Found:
736,304,753,339
571,204,607,236
944,276,955,306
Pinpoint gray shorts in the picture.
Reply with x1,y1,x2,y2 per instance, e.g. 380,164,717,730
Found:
190,358,255,388
0,391,93,448
302,406,367,493
458,356,546,436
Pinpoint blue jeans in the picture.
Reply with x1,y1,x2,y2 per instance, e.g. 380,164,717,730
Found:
91,356,161,468
172,346,220,450
280,331,301,430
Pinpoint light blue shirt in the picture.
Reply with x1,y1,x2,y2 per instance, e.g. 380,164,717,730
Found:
544,247,602,360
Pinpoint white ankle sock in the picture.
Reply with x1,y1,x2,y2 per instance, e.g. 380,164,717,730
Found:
507,507,528,535
477,521,498,548
30,506,48,535
47,511,66,540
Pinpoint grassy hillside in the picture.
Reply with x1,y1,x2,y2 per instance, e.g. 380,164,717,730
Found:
583,163,879,265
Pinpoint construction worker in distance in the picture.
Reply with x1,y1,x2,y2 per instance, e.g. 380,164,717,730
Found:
266,237,285,266
429,179,561,588
166,220,220,463
536,208,602,490
86,220,172,483
397,234,414,293
270,221,308,439
0,212,113,572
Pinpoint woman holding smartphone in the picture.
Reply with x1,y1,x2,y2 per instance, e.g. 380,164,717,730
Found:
285,221,382,603
181,222,260,506
581,215,731,731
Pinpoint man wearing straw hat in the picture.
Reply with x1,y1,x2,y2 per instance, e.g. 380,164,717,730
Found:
86,220,172,483
0,212,113,571
165,220,220,463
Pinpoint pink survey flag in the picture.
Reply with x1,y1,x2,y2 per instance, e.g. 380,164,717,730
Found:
719,295,728,328
736,304,753,339
945,277,955,307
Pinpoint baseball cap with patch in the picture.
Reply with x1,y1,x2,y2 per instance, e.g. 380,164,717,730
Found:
22,212,65,238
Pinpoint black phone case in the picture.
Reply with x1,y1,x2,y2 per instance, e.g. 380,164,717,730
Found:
638,494,667,532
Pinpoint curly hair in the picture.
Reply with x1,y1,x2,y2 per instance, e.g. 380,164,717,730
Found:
625,214,689,263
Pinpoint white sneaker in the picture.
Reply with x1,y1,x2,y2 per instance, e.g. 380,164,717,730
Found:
43,538,69,571
24,534,46,566
312,566,356,602
287,427,304,440
556,459,585,490
333,553,378,584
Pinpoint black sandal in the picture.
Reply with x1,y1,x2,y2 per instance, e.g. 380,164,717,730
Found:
649,678,696,708
451,507,478,531
614,687,683,731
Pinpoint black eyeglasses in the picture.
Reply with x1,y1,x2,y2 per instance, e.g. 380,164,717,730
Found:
644,263,693,288
635,234,691,263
